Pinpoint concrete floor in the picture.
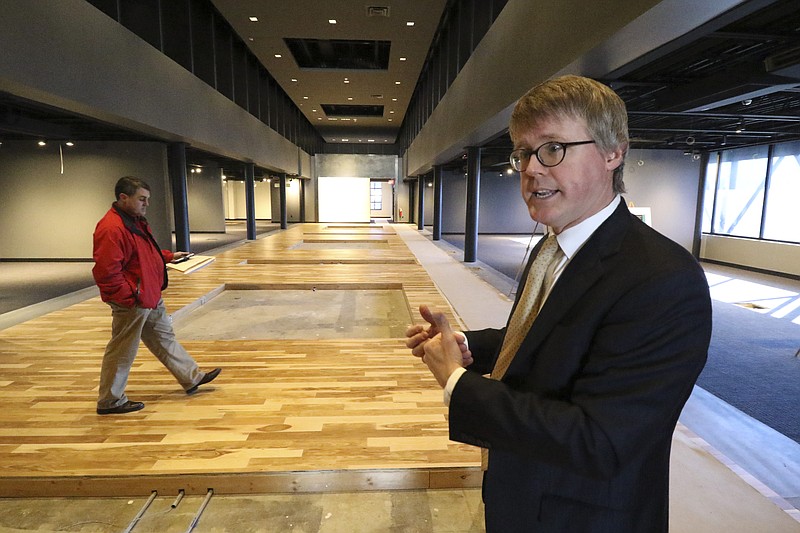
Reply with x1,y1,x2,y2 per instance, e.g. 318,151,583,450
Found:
0,489,485,532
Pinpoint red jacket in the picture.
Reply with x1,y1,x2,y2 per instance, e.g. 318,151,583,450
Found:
92,205,174,309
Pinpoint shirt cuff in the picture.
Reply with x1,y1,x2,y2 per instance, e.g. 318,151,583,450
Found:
443,367,467,406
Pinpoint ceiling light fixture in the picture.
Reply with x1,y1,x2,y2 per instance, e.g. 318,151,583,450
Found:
37,140,46,146
274,54,282,58
395,81,401,85
249,16,258,22
347,97,353,101
303,96,309,99
65,141,74,147
406,21,415,26
291,78,298,82
400,57,407,61
392,98,397,101
328,19,337,24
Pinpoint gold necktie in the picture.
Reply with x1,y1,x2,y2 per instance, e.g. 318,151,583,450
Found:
481,233,562,469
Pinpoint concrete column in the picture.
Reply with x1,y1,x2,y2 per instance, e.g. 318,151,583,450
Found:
245,162,256,240
168,142,190,252
464,146,481,263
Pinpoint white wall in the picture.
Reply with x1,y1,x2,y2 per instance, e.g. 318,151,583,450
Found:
701,235,800,277
0,141,169,259
223,179,272,220
318,177,371,223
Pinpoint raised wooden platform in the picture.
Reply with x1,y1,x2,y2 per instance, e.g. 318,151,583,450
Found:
0,224,481,497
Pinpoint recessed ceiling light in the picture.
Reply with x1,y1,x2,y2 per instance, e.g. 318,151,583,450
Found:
37,140,46,146
347,97,353,101
312,109,317,112
249,16,258,22
389,110,395,114
248,37,254,41
274,54,282,58
65,141,74,146
406,21,415,26
392,98,397,101
317,117,322,120
395,81,401,85
342,139,349,142
303,96,309,99
400,57,407,61
388,119,393,122
328,19,337,24
291,78,298,82
344,80,350,84
368,139,375,142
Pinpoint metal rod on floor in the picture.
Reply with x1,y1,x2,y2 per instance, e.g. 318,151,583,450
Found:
171,489,185,509
122,490,158,533
185,488,214,533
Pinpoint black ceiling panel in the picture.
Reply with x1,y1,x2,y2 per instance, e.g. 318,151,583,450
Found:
284,38,390,70
321,104,384,117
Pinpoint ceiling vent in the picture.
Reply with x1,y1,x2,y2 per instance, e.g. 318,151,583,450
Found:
322,104,384,117
765,46,800,80
370,94,384,99
366,6,390,17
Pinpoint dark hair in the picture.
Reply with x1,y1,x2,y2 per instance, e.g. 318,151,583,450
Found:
510,75,629,193
115,176,151,200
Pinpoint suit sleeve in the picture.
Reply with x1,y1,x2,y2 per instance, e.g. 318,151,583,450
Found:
450,266,711,479
464,328,505,375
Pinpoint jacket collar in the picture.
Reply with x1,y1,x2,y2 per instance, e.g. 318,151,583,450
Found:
112,203,148,239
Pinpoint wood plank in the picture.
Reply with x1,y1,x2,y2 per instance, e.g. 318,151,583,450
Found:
0,224,477,497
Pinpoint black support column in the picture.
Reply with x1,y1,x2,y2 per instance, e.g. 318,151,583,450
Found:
244,162,256,240
279,174,288,229
168,142,190,252
417,176,425,231
464,146,481,263
432,165,443,241
299,177,306,222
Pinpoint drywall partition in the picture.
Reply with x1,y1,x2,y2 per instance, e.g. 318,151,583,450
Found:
0,0,301,174
0,141,170,259
187,167,226,232
623,148,703,252
405,0,750,175
701,236,800,277
317,177,371,223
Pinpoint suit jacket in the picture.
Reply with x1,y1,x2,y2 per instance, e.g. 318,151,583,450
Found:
451,199,712,532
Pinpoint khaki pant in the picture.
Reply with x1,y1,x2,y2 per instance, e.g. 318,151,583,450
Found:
97,299,202,409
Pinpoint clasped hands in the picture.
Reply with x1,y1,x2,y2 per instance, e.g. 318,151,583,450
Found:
405,305,473,387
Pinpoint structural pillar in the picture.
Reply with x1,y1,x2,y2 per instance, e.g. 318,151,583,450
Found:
167,142,190,252
417,176,425,231
244,162,256,240
279,174,288,229
299,177,306,222
432,165,443,241
464,146,481,263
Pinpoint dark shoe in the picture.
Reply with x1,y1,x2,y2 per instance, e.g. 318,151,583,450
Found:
97,400,145,415
186,368,221,395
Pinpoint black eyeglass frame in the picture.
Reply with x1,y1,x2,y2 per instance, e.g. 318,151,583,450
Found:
509,140,596,171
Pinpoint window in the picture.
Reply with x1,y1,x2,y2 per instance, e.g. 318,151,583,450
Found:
370,181,383,210
763,140,800,242
702,140,800,244
711,145,768,238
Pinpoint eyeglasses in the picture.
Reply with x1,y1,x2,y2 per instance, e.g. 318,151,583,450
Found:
509,140,596,171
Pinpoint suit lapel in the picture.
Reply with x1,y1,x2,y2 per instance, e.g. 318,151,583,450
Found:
503,200,633,377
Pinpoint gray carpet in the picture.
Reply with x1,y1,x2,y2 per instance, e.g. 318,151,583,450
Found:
698,300,800,443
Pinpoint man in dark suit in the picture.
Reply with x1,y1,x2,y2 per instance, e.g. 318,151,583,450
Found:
406,75,712,532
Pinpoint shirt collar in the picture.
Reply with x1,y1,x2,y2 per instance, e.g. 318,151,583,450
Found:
553,195,621,260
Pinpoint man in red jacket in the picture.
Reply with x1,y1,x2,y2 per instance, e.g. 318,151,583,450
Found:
93,176,221,415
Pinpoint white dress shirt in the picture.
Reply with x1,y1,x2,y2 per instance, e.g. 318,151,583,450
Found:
443,195,622,405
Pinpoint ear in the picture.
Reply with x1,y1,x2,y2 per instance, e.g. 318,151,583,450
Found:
604,143,627,172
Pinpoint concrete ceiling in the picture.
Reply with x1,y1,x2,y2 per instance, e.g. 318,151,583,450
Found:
210,0,447,144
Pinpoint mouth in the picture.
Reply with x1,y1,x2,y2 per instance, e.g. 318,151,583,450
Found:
532,189,558,199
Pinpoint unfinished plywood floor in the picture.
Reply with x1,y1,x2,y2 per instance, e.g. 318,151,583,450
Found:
0,223,480,497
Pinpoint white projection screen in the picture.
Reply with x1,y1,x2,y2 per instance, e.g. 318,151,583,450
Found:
318,177,371,222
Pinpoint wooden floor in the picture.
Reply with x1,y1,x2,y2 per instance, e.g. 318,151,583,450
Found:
0,224,481,497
